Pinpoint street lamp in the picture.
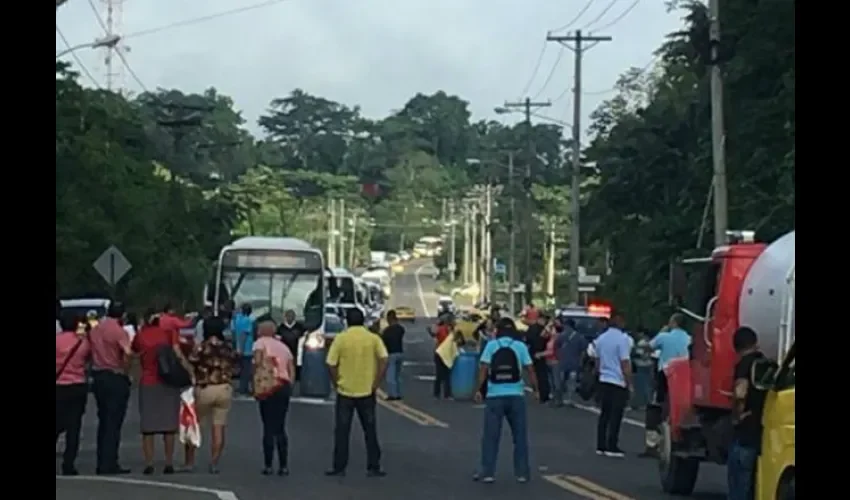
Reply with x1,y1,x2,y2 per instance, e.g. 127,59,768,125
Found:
56,34,121,59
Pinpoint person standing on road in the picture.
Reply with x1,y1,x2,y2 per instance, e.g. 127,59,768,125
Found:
381,310,405,401
591,312,633,458
253,319,295,476
276,310,306,381
325,308,388,477
526,315,551,404
193,306,213,344
473,317,537,484
631,327,655,409
556,319,588,406
56,312,92,476
89,301,132,475
430,315,454,400
233,304,256,395
184,316,238,474
132,309,192,475
728,326,767,500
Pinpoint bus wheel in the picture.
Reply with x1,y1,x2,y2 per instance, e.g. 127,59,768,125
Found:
778,473,795,500
658,420,699,495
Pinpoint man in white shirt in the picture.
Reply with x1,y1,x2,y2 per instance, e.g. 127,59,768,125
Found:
589,313,633,457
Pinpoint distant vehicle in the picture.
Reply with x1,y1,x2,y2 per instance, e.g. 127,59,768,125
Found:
361,269,392,298
413,236,443,257
556,303,611,340
436,296,455,316
394,306,416,323
60,298,110,320
399,251,411,261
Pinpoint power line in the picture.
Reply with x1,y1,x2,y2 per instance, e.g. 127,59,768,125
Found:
86,0,108,32
122,0,292,40
86,1,149,93
56,26,102,88
517,41,549,98
594,0,641,32
579,0,619,31
531,47,565,100
550,0,597,32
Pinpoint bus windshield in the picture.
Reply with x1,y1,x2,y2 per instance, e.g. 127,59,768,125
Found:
220,268,324,330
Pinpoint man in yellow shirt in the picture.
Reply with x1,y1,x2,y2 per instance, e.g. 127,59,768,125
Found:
325,308,389,477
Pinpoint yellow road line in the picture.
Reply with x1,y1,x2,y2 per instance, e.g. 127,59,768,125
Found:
543,475,609,499
564,475,635,500
375,389,450,428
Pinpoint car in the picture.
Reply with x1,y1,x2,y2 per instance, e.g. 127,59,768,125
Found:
394,306,416,322
436,296,455,315
60,297,110,319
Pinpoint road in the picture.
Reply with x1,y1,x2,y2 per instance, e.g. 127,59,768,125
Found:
57,259,728,500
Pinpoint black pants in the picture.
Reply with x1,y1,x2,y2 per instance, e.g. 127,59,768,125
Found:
258,384,292,469
91,370,130,471
533,359,551,403
596,382,629,451
56,383,88,469
332,394,381,472
433,354,452,398
654,369,668,405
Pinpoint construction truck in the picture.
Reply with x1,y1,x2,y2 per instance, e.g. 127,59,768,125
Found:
657,230,795,499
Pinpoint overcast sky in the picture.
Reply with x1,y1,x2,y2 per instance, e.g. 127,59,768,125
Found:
56,0,684,138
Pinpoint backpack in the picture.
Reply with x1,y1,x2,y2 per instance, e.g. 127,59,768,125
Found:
488,339,521,384
157,345,192,388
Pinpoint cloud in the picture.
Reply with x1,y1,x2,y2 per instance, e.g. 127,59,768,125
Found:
56,0,683,136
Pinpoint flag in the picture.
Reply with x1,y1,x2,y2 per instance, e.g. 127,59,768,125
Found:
179,388,201,448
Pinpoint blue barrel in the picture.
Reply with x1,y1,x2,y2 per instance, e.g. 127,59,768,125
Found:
299,348,331,398
451,350,480,401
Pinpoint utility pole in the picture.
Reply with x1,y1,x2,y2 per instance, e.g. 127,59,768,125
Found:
507,152,517,315
328,198,336,267
470,203,478,287
484,184,493,303
479,190,488,303
449,200,457,282
441,198,447,236
348,210,358,268
462,205,471,285
547,29,612,304
503,98,551,304
338,199,346,268
708,0,728,246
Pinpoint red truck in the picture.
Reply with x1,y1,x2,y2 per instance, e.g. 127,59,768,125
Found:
655,230,795,495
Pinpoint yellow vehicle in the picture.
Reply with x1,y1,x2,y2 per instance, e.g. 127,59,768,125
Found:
454,310,485,343
755,342,795,500
395,306,416,323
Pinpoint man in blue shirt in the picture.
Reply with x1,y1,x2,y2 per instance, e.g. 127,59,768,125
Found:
232,303,256,395
473,317,538,484
591,313,633,457
649,313,691,404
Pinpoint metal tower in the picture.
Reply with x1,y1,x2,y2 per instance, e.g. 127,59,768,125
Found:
100,0,129,91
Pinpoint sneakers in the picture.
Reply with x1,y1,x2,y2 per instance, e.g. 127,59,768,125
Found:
604,448,625,458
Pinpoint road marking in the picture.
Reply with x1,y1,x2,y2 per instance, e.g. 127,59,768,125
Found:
57,476,239,500
522,387,645,428
403,338,426,345
402,361,431,367
375,388,449,428
414,264,433,318
563,475,636,500
542,475,609,499
232,395,333,406
415,375,436,381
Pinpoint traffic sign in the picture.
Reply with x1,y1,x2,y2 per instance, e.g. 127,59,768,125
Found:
578,285,596,292
579,274,601,285
494,259,507,275
93,245,132,286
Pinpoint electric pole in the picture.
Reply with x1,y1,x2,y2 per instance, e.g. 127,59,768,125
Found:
708,0,728,246
507,152,517,315
328,198,336,267
449,200,457,282
484,184,493,302
462,205,471,285
470,203,478,287
348,210,358,268
547,29,612,304
338,199,346,268
502,98,551,304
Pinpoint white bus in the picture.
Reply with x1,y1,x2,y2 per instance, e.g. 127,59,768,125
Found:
207,237,328,333
413,236,443,257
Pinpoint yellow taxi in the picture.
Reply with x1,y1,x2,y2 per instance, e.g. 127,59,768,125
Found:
394,306,416,323
392,264,404,274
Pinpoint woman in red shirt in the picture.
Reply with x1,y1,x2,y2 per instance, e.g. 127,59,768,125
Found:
430,315,454,399
132,310,192,475
56,313,91,476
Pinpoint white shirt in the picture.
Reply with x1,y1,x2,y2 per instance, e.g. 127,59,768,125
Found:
123,324,137,342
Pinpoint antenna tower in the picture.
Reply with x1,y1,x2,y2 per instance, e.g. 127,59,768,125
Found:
100,0,128,91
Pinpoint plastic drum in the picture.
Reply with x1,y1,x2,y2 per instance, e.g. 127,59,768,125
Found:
450,350,480,401
299,348,331,398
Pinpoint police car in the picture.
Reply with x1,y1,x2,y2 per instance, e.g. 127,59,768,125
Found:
555,303,611,341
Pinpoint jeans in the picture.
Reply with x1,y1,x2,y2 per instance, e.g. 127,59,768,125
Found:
727,440,758,500
479,396,530,479
385,353,404,399
91,370,130,471
332,394,381,472
239,355,253,395
55,383,88,469
547,363,564,405
596,382,629,451
258,384,292,469
433,354,452,398
632,366,653,408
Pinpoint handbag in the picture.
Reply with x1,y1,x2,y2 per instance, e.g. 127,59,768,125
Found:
252,348,283,400
56,337,85,381
157,345,192,388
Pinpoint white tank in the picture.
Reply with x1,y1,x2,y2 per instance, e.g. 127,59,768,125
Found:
738,230,795,361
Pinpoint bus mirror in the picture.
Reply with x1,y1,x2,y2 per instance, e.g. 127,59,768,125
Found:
751,359,779,390
669,261,687,306
326,268,340,299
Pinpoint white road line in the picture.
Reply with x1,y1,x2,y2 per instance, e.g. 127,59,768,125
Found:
414,264,433,318
415,375,437,381
402,361,431,367
57,476,239,500
522,386,646,428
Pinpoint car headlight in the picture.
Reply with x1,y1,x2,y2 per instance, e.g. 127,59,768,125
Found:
304,331,325,350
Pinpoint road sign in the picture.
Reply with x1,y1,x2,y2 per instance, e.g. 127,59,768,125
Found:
578,285,596,293
579,274,601,285
93,245,132,286
493,259,507,275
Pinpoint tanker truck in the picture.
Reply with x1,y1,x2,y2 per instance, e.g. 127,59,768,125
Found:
657,229,795,499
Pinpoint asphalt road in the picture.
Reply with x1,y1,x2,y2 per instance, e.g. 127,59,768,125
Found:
57,259,729,500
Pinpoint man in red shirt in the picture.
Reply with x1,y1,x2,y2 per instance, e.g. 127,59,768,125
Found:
431,315,454,399
89,302,132,475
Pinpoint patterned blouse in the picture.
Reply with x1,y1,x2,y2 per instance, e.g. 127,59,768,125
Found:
188,338,238,387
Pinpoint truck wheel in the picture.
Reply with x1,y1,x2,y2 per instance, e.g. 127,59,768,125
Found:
658,420,699,495
778,473,795,500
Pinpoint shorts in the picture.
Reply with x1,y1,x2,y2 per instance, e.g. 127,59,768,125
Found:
195,384,233,426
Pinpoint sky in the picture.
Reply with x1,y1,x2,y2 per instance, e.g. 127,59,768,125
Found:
56,0,685,138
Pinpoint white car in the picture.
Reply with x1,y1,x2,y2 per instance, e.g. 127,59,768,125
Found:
436,296,455,315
